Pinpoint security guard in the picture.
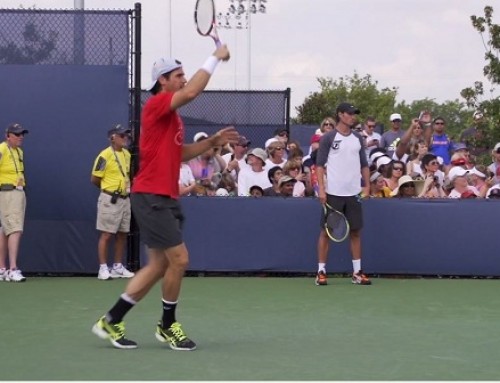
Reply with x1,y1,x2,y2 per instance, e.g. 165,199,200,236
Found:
91,124,134,280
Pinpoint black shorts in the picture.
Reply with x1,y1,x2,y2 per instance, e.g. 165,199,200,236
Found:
320,194,363,231
130,193,184,249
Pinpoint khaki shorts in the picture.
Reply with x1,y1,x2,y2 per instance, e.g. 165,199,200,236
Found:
0,190,26,236
96,192,131,234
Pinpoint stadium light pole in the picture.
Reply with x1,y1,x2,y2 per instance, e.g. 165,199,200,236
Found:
216,0,267,90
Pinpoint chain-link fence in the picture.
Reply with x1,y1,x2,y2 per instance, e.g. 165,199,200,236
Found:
0,8,131,66
141,89,291,149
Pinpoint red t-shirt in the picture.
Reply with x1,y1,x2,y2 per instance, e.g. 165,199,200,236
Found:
132,92,184,199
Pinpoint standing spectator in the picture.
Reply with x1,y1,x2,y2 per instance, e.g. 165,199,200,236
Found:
361,116,381,164
0,123,28,282
460,110,489,156
237,148,271,196
222,135,250,182
314,102,371,286
91,125,135,281
380,113,405,158
92,46,238,351
425,117,453,169
487,142,500,185
262,166,283,196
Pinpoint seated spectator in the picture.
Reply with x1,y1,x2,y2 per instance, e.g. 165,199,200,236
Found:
179,162,196,196
265,140,287,170
468,165,493,198
383,160,406,191
218,172,237,196
188,132,226,190
486,185,500,199
420,154,446,198
369,171,392,198
263,166,283,196
237,148,272,196
222,135,251,183
406,140,428,178
390,175,425,198
283,159,311,197
249,185,264,197
288,146,304,163
286,139,302,154
278,175,297,197
266,127,289,147
373,154,392,175
487,142,500,184
215,188,229,197
447,166,480,198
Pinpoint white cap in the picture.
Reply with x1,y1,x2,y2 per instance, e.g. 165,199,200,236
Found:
146,58,182,91
493,142,500,152
390,113,402,122
215,188,229,196
468,167,486,178
265,138,280,148
193,132,208,142
448,166,469,181
375,155,392,169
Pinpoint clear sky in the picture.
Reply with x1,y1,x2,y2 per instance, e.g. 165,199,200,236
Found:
0,0,496,116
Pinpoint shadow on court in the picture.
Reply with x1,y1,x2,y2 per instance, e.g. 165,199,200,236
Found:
2,276,499,380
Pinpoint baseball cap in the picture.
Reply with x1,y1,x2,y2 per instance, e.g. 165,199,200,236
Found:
473,110,483,120
493,142,500,153
468,167,486,178
336,102,360,115
146,58,183,91
487,187,500,199
278,175,297,187
193,132,209,142
375,155,392,169
390,113,402,122
448,166,469,181
107,124,131,137
6,123,29,135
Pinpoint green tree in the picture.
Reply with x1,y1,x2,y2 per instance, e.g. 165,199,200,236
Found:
460,5,500,163
294,72,398,125
0,21,58,64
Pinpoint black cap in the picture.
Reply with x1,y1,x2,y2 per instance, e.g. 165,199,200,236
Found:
336,102,360,115
6,123,29,135
107,124,131,137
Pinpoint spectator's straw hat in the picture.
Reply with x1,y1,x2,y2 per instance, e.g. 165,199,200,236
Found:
390,175,424,196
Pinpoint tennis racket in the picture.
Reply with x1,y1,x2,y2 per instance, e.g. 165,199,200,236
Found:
323,203,350,242
194,0,222,48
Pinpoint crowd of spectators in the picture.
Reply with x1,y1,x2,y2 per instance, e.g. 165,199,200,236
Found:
178,111,500,199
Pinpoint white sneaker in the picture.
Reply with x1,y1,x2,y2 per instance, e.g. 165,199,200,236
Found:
97,267,111,280
110,265,135,279
0,268,7,281
6,269,26,282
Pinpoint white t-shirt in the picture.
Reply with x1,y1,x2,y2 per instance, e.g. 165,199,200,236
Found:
448,185,480,198
179,163,195,186
222,153,250,181
316,129,367,196
264,158,286,172
237,168,272,196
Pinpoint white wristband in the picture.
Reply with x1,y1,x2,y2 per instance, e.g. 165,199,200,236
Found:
201,55,220,75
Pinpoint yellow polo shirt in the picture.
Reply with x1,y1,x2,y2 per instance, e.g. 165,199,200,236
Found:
0,142,25,186
92,146,131,194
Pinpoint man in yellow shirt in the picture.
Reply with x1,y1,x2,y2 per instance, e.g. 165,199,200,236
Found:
0,123,29,282
91,125,134,280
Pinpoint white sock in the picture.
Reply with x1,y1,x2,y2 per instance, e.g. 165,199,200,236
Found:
113,263,122,269
352,259,361,274
318,263,326,273
99,264,108,270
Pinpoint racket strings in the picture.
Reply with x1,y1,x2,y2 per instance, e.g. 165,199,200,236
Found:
195,0,215,35
326,211,348,241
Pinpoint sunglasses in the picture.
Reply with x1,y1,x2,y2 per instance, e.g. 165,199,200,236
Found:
428,161,439,166
278,132,288,137
323,122,334,127
274,147,284,151
12,133,24,137
402,183,415,188
117,133,129,138
236,143,249,148
393,167,404,171
434,122,445,125
366,124,376,128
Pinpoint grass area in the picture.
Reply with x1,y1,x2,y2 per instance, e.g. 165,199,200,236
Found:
2,276,500,380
